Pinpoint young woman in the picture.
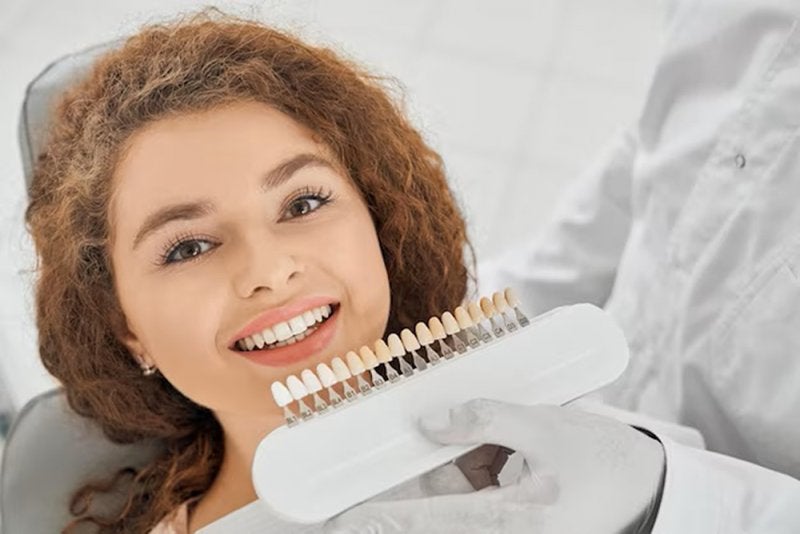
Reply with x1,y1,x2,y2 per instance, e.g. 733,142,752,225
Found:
25,10,472,532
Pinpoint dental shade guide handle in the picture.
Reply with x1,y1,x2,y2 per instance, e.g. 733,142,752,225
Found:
252,303,629,524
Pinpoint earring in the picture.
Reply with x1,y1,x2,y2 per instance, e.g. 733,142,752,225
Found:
137,353,157,376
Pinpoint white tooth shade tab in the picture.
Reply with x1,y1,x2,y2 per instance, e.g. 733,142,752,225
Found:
286,375,309,400
316,363,338,387
289,316,308,335
415,322,434,345
468,301,484,323
271,381,293,407
454,307,473,329
504,287,520,308
441,312,460,335
400,329,420,351
301,369,323,393
345,351,366,374
374,340,392,363
428,317,446,340
331,357,352,380
387,334,406,357
358,346,379,368
492,292,509,312
480,297,497,318
274,322,294,341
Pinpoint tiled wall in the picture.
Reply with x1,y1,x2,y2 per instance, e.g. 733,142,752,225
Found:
0,0,662,412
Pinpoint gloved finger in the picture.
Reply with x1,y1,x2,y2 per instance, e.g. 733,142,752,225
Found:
323,480,546,534
418,398,555,455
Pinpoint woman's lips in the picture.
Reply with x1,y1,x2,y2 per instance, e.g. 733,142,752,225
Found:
235,306,339,367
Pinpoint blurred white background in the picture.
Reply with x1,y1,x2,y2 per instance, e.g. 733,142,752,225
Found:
0,0,663,430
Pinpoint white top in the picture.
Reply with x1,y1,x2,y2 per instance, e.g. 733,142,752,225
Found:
479,0,800,530
148,463,475,533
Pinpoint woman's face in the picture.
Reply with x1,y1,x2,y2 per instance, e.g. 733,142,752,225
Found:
109,100,391,418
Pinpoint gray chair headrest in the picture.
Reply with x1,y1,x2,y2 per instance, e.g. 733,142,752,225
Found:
18,39,123,194
8,39,166,534
1,389,162,534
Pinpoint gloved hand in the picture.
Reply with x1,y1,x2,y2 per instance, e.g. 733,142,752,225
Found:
323,399,665,534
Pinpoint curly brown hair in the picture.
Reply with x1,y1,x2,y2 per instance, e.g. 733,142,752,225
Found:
24,8,474,533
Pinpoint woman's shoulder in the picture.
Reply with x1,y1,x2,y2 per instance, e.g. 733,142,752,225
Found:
148,502,190,534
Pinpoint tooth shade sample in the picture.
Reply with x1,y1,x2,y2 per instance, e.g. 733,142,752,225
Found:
358,346,379,368
271,381,293,407
285,375,309,400
331,357,352,380
387,334,406,357
504,287,521,308
492,291,509,312
374,339,392,363
400,329,421,351
468,301,484,323
441,312,460,335
316,363,338,387
428,317,446,340
345,351,366,374
274,322,294,341
480,297,497,317
415,322,434,345
454,306,473,329
301,369,323,393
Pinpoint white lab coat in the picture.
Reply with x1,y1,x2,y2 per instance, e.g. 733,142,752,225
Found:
478,0,800,531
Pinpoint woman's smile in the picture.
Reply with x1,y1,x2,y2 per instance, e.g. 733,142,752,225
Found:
230,299,342,367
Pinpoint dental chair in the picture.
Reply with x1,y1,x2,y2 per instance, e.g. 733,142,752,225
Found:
1,40,163,534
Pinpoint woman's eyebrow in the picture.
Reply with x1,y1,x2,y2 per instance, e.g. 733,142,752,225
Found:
131,152,335,250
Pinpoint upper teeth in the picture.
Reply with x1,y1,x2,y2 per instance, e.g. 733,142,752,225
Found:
237,304,332,350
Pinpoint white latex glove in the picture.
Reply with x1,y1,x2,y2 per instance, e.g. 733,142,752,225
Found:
324,399,665,534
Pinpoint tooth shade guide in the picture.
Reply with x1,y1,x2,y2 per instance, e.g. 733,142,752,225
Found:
479,297,496,318
504,287,531,327
440,312,460,335
415,322,434,346
454,307,473,329
467,301,484,323
270,288,530,423
255,303,629,524
492,291,509,312
427,317,447,340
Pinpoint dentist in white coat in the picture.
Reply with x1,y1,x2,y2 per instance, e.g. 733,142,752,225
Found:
326,0,800,532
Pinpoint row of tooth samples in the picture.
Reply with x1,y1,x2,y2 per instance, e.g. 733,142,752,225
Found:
271,288,530,426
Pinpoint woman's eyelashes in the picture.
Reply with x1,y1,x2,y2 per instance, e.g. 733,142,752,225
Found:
278,186,335,222
155,186,336,266
158,232,218,266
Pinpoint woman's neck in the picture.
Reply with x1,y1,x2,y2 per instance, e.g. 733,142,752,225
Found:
187,411,283,532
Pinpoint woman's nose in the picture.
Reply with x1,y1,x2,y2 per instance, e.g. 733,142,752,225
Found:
231,235,304,298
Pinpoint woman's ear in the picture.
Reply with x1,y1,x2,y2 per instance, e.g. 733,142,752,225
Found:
117,326,155,368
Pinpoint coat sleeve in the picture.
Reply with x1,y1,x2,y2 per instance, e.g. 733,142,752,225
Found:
476,126,636,315
651,437,800,533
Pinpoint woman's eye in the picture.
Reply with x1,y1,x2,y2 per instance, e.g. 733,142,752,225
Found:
283,196,326,219
163,239,215,264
